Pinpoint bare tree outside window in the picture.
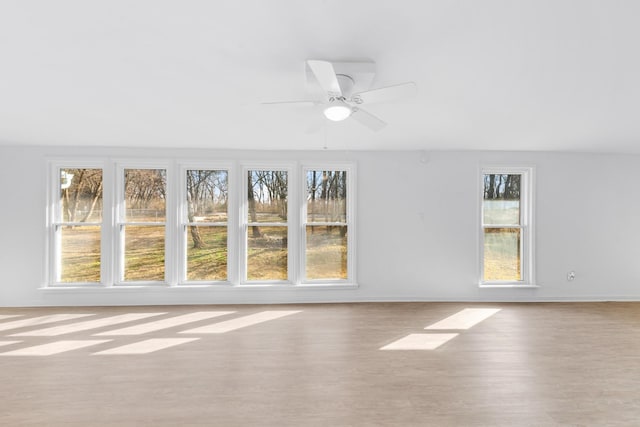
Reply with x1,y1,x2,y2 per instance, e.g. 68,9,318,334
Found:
305,170,347,280
185,170,228,281
57,168,103,283
246,170,288,281
122,168,166,281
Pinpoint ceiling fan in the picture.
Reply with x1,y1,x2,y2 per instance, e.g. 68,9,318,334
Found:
263,60,417,132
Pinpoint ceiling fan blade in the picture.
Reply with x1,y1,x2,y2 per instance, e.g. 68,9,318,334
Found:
352,82,417,105
307,60,342,96
350,107,387,132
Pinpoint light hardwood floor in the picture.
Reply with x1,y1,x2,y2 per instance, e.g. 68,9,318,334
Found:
1,302,640,426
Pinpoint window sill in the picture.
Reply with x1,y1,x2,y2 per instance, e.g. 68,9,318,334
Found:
295,283,359,290
479,283,539,289
39,283,359,291
223,283,359,290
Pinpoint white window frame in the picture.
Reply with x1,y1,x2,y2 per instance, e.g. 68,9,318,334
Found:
45,157,357,289
114,160,173,286
178,162,235,285
479,166,535,287
240,162,297,285
46,159,108,287
300,163,356,285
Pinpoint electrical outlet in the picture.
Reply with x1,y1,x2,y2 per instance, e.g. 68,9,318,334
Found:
567,271,576,281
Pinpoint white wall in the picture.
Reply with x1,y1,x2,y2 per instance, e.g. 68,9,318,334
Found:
1,145,640,307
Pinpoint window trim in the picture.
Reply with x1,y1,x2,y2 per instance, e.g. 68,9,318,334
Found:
113,160,172,286
46,159,108,287
478,166,535,287
177,161,235,286
300,162,356,285
240,162,297,285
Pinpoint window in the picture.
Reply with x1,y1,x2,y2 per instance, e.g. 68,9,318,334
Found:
181,168,229,282
303,169,350,281
480,167,533,285
117,166,168,283
47,158,356,288
50,165,104,284
244,168,290,282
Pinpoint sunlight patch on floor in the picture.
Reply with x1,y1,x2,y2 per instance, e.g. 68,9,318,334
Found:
0,341,21,347
380,333,459,350
425,308,501,330
95,311,235,336
0,315,22,321
180,311,301,334
0,340,111,356
0,314,95,332
11,313,166,337
93,338,200,355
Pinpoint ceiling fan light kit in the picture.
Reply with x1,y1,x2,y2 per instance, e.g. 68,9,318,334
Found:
323,98,352,121
262,59,416,132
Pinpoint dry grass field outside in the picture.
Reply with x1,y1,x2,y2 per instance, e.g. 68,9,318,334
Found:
60,224,518,283
246,226,288,280
483,228,521,281
59,224,347,283
482,194,522,281
60,226,101,282
305,226,347,279
123,225,166,281
186,227,227,281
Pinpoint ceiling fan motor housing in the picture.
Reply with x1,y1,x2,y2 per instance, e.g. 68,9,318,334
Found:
335,74,355,97
305,60,376,95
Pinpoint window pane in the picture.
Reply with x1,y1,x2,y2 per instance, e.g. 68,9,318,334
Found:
483,228,521,281
187,226,227,281
306,226,347,280
59,168,103,223
59,225,101,282
306,170,347,223
247,226,287,281
483,174,520,225
124,225,165,281
247,170,288,223
124,169,166,222
186,170,228,223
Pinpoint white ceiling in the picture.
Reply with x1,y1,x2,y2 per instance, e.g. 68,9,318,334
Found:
1,1,640,152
